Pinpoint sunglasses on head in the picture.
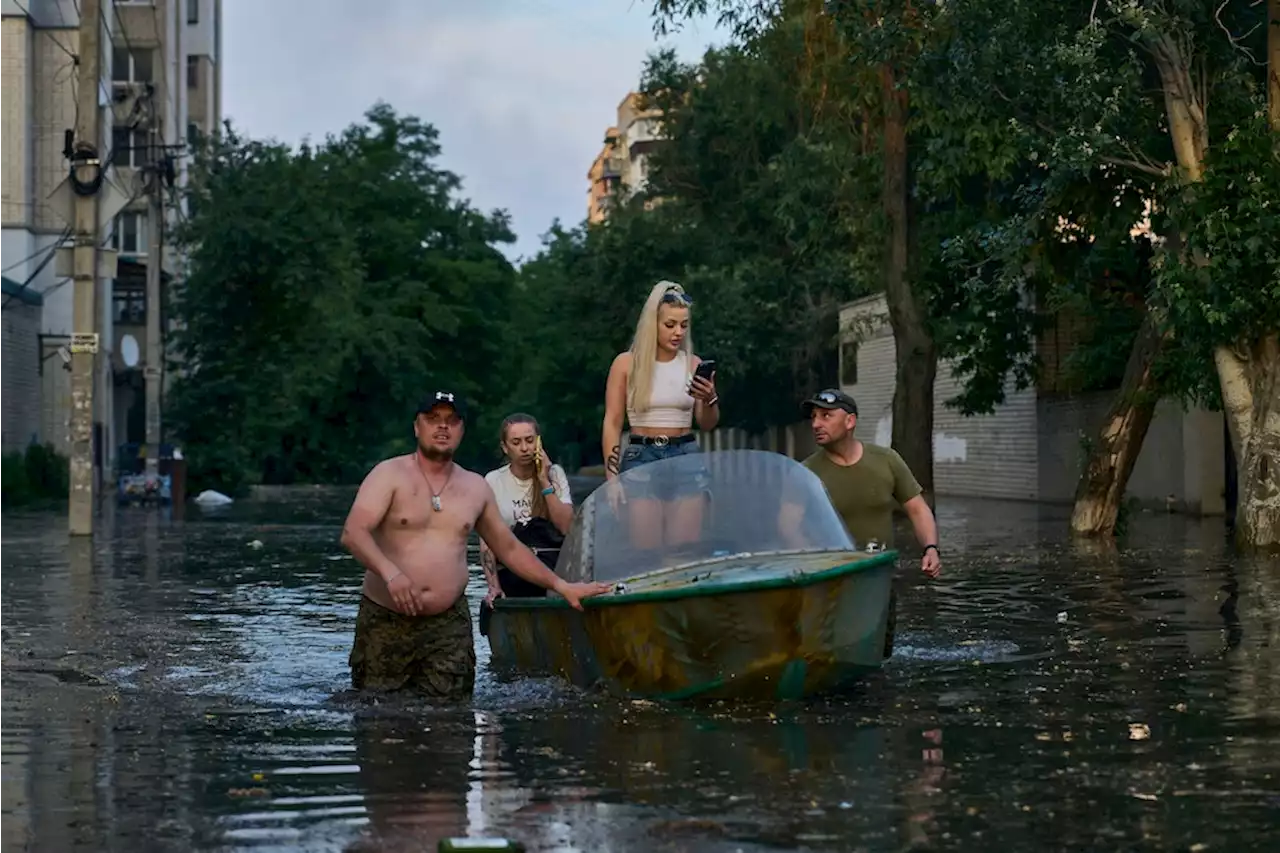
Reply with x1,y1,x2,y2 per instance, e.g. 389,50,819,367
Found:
661,287,693,307
817,391,838,403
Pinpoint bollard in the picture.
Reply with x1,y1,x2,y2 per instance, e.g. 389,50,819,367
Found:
438,840,526,852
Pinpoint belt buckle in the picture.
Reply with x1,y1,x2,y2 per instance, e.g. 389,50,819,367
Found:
652,435,669,448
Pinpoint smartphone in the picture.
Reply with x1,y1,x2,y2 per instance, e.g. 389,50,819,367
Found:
694,359,716,380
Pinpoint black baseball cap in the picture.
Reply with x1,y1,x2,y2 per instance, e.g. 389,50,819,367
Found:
801,388,858,417
416,390,468,421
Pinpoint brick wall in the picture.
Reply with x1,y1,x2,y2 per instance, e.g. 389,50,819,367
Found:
2,300,43,452
816,293,1228,512
838,294,1039,500
2,18,33,227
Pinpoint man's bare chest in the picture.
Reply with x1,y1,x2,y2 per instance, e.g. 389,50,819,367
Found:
384,481,481,536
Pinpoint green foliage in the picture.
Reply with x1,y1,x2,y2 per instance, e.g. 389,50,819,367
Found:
164,0,1275,495
1,443,70,507
1155,109,1280,365
170,103,518,493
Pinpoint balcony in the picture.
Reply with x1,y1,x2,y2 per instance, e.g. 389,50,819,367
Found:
627,117,662,147
601,157,625,179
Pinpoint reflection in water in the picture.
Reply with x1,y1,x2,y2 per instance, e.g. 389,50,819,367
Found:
3,490,1280,852
344,709,474,850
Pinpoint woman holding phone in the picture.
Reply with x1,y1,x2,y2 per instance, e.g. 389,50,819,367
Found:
601,280,721,550
480,413,573,604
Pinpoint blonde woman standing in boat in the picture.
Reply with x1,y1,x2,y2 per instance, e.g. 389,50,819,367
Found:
602,281,721,549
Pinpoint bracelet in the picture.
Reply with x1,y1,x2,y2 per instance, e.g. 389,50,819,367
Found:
541,486,555,496
923,544,939,555
706,395,720,407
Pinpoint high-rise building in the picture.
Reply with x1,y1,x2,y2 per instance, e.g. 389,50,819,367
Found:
586,91,664,224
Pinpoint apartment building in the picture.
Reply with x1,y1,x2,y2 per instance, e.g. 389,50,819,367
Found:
1,0,222,467
586,91,664,223
586,127,622,224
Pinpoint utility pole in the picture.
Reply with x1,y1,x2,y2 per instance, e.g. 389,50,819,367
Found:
69,0,103,536
144,164,164,477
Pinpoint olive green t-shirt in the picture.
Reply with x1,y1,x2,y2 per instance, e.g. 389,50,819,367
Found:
801,443,922,549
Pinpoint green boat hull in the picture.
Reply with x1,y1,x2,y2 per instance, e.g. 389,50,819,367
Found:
486,549,898,701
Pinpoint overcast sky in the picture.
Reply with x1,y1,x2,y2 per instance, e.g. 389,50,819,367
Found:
221,1,725,263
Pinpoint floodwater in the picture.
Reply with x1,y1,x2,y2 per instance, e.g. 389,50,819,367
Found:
2,482,1278,852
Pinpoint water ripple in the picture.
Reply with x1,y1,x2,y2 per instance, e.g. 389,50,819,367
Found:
3,495,1279,852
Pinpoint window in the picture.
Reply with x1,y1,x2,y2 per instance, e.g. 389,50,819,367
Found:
187,121,199,148
111,211,148,256
187,0,199,24
187,54,199,88
112,126,150,168
112,47,153,85
840,341,859,387
113,288,146,326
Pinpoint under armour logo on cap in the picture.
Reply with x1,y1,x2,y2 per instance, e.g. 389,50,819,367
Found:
416,390,467,420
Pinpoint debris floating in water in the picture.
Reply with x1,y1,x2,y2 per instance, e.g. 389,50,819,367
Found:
194,490,233,506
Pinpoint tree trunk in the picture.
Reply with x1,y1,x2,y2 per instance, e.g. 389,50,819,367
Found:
1227,1,1280,550
880,64,937,505
1068,32,1207,539
1070,310,1165,537
1217,338,1280,551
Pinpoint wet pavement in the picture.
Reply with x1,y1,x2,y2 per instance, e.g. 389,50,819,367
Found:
3,482,1279,852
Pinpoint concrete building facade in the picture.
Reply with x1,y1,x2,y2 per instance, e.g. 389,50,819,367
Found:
1,0,222,467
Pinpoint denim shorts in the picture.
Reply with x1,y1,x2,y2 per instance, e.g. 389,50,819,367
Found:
618,437,709,500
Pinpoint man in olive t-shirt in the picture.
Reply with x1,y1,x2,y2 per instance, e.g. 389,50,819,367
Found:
796,389,941,578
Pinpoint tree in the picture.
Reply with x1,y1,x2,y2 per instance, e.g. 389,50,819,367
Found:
649,0,944,502
1157,0,1280,545
924,0,1274,545
170,104,519,493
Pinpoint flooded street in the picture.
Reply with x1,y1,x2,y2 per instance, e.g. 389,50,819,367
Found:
3,483,1278,852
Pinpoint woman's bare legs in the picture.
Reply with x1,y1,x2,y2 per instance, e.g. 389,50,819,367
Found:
625,497,665,553
664,495,705,548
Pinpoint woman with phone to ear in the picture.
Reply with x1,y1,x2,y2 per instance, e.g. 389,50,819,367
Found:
480,413,573,605
602,280,721,551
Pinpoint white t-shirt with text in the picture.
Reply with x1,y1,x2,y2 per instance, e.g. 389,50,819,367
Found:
484,463,573,528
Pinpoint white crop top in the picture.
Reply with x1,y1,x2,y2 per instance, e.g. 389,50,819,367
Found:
628,353,695,429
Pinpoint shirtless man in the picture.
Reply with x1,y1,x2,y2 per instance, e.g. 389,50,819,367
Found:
340,390,612,699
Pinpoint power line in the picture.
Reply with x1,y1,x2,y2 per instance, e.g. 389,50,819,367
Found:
11,0,80,63
1,228,73,309
1,232,72,274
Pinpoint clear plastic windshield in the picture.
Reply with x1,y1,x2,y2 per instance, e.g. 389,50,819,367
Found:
554,449,856,585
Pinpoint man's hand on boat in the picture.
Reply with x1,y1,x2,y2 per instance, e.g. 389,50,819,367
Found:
476,490,614,609
552,578,615,610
